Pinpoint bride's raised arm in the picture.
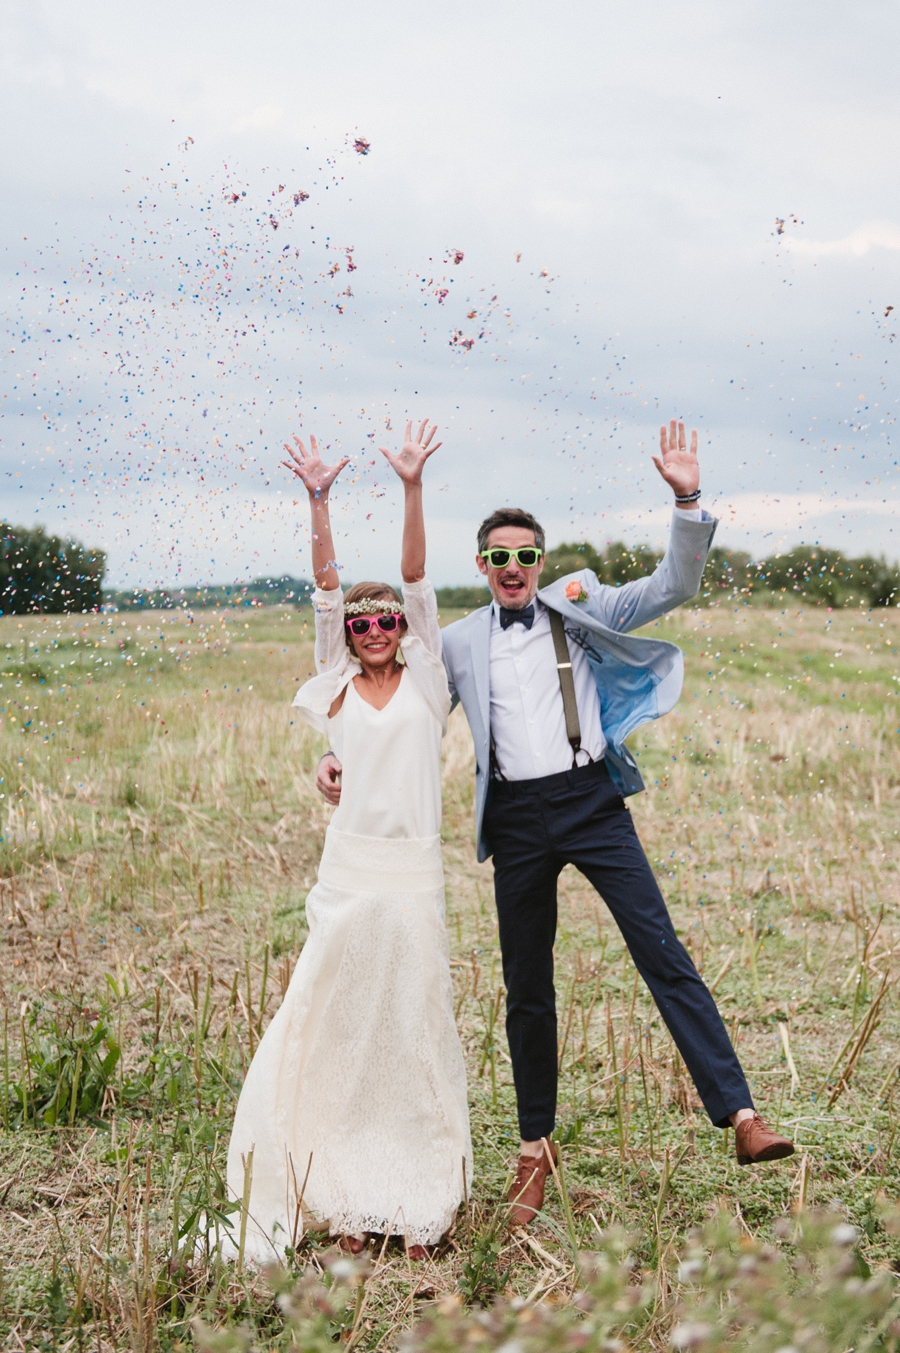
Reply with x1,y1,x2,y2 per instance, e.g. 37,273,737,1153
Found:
380,418,442,584
380,418,443,658
282,433,350,673
282,433,349,591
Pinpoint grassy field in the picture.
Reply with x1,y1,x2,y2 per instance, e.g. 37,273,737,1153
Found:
2,596,900,1349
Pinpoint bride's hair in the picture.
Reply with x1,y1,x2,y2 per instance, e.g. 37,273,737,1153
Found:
342,582,408,649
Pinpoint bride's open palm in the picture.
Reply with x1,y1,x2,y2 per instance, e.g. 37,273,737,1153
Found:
282,433,350,497
380,419,442,485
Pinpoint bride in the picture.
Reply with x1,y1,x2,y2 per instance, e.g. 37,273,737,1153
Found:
223,419,472,1261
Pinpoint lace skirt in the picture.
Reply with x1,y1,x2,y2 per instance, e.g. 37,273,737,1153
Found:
223,828,472,1258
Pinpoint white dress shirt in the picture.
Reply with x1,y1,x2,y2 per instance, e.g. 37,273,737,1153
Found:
488,598,606,780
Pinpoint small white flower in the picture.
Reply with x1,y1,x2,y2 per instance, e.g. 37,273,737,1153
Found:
670,1321,711,1349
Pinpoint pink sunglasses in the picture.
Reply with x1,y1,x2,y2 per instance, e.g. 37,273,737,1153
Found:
345,614,401,637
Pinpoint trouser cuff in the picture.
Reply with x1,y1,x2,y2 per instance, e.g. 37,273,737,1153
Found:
712,1095,756,1129
518,1119,555,1141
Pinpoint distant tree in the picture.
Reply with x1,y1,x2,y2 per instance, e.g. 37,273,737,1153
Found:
757,546,900,608
104,575,313,611
703,546,754,596
541,541,605,586
542,540,662,587
434,586,491,609
545,538,900,609
600,540,663,586
0,524,105,615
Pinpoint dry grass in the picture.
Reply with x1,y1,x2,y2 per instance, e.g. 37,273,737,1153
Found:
2,597,900,1348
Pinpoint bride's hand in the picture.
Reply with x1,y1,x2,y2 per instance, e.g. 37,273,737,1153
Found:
281,434,350,497
379,419,442,486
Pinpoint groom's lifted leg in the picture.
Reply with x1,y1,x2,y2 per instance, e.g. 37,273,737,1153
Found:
487,760,793,1226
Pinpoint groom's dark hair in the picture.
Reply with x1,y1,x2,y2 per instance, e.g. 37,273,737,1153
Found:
477,508,546,554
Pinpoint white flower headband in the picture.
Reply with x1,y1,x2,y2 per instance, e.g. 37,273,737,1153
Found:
343,598,406,617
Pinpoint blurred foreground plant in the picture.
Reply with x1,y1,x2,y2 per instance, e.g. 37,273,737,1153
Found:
192,1213,900,1353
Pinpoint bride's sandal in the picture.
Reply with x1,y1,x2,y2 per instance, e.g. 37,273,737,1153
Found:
338,1233,367,1255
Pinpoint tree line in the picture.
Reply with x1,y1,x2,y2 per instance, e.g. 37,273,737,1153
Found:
436,541,900,610
541,539,900,608
3,522,899,614
1,524,105,615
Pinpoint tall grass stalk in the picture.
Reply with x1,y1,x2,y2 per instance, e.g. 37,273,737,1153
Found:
237,1148,254,1276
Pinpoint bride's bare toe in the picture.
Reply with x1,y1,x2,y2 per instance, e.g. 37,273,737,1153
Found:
405,1242,429,1261
338,1233,367,1255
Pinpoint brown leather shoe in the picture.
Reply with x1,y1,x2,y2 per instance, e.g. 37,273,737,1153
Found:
734,1113,795,1165
508,1143,557,1226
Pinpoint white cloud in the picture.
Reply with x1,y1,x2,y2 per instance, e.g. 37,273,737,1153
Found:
709,493,900,530
784,220,900,257
234,104,286,132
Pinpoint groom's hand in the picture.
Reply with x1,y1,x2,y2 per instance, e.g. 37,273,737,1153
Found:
316,752,343,804
652,419,700,504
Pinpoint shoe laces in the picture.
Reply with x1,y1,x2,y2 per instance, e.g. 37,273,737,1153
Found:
513,1157,541,1187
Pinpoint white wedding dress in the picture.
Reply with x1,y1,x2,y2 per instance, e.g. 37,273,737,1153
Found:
223,579,472,1260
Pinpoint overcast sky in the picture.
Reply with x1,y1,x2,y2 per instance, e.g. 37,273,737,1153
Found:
2,0,899,588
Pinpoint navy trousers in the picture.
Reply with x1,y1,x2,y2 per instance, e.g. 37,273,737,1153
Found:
483,758,753,1140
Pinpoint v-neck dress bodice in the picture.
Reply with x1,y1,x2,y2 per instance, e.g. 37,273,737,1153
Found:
327,670,442,839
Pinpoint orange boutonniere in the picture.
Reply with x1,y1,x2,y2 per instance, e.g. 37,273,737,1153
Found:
565,579,589,603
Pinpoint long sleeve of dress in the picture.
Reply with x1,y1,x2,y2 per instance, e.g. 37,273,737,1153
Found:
292,588,357,734
401,577,442,659
399,577,450,733
313,585,348,672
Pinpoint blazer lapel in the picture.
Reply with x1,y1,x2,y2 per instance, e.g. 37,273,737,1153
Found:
469,605,492,741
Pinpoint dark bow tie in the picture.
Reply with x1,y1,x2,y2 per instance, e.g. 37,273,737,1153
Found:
499,603,535,630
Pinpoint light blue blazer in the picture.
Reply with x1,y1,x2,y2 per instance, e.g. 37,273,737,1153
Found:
441,510,718,862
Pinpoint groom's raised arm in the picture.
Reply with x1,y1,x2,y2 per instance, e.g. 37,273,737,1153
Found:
578,510,716,633
576,419,716,633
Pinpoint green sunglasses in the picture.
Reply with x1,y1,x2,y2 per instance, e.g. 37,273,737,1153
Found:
480,546,543,568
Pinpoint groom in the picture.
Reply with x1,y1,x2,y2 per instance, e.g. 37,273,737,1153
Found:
317,420,793,1226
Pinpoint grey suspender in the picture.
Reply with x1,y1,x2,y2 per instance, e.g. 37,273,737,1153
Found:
548,608,586,769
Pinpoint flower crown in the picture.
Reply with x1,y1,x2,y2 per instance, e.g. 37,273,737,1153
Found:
342,598,406,617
